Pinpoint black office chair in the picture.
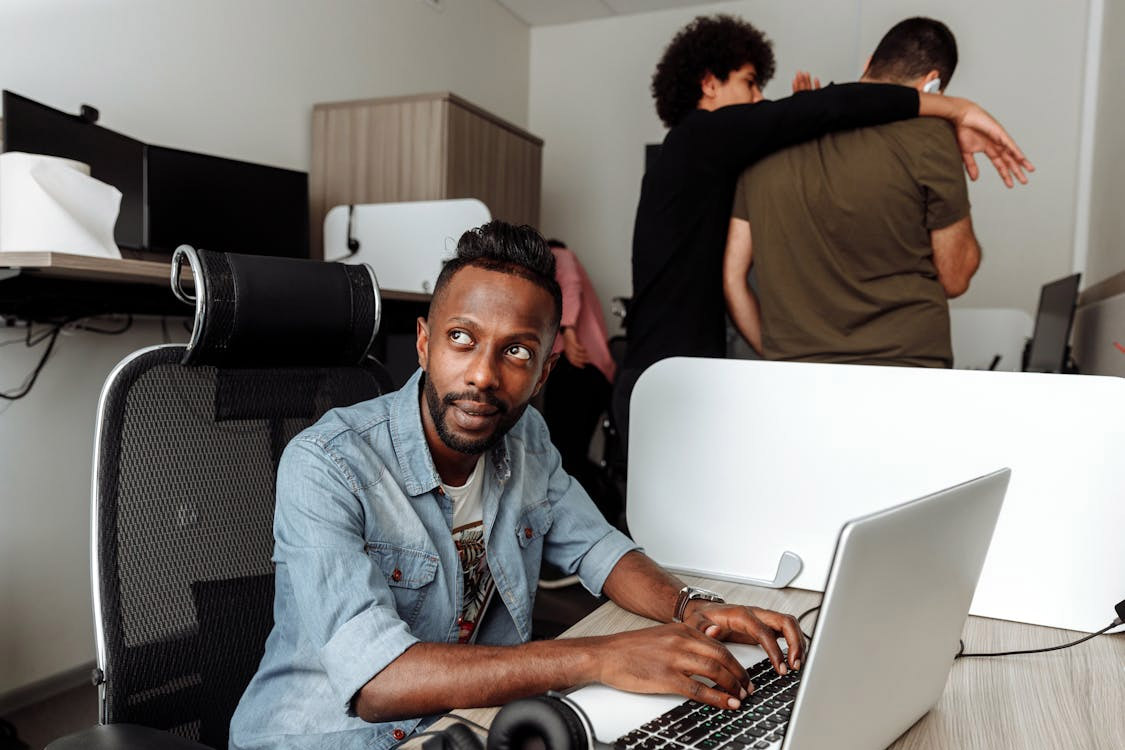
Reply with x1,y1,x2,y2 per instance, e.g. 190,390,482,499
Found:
47,247,394,750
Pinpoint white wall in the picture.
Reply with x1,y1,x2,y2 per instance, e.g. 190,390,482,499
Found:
0,0,530,700
1085,0,1125,287
0,0,530,170
529,0,1090,330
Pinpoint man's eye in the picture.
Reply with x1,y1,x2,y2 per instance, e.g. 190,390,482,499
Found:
506,345,531,361
450,330,473,345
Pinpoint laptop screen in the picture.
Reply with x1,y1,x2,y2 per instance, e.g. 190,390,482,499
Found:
1024,273,1081,373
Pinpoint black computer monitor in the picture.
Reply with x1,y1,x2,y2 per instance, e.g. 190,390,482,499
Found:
1024,272,1081,373
2,90,146,250
146,145,309,259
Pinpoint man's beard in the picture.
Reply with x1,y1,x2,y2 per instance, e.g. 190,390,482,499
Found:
423,375,527,455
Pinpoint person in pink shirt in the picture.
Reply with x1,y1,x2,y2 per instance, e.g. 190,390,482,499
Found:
544,239,619,522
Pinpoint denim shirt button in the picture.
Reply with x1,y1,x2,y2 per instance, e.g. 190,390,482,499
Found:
391,568,403,582
524,527,533,539
392,729,406,741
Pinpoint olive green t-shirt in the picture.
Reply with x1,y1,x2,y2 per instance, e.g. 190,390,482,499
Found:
732,117,970,367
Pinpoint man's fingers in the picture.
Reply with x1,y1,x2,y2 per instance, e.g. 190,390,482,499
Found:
747,608,805,669
737,620,786,674
685,631,751,688
680,651,747,700
990,153,1014,188
962,151,980,181
676,676,744,711
1002,150,1030,185
687,612,729,641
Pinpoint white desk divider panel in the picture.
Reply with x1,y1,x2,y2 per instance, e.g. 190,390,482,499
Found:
627,357,1125,633
949,307,1033,371
323,199,491,293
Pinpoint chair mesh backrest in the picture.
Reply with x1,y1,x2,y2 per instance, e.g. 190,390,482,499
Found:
96,345,389,748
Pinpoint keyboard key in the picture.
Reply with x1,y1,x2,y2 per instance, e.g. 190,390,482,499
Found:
679,724,719,744
662,705,696,722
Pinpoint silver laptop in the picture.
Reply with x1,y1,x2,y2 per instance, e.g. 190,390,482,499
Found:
566,469,1010,750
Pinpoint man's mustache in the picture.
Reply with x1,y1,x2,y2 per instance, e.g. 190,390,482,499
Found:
442,390,508,414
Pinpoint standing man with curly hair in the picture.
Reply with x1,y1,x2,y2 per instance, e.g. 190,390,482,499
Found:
612,14,1031,445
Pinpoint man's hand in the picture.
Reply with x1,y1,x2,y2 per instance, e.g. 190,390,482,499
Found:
562,327,590,368
685,603,805,676
920,94,1035,187
791,71,821,93
593,624,751,710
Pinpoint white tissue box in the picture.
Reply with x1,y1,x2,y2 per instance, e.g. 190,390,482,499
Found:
0,151,122,258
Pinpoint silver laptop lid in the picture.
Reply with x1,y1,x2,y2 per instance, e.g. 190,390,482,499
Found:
781,468,1010,750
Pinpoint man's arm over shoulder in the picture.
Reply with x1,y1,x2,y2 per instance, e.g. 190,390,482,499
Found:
931,215,981,298
697,83,919,169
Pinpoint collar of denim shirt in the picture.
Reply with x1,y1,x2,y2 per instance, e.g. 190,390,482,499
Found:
388,369,512,498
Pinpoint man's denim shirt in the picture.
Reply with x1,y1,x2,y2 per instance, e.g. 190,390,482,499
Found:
230,369,638,750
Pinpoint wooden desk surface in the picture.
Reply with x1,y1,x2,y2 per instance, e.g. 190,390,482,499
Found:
0,251,431,302
437,577,1125,749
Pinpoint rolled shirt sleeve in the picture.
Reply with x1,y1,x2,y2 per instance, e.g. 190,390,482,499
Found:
533,415,639,594
274,436,421,711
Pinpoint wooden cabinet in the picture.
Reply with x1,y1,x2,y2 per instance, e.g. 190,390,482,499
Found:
309,92,542,260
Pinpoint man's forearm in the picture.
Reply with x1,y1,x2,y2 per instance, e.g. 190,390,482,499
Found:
724,281,763,354
602,550,689,623
354,638,599,722
723,220,763,354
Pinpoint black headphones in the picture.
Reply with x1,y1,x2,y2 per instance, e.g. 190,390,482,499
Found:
421,693,608,750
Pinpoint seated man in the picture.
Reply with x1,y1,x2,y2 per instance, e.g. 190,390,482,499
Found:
724,17,983,368
230,221,803,750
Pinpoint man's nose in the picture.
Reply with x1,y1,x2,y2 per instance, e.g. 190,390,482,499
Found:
465,347,500,390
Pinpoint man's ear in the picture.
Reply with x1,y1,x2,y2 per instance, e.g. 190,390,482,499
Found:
416,316,430,371
920,69,942,92
700,70,720,100
532,351,561,398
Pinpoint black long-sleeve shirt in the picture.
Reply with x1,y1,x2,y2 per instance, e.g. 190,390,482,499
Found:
625,83,921,371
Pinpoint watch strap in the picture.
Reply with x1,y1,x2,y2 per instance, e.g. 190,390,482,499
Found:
673,586,725,622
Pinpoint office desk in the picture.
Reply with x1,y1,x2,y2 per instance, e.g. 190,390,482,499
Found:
430,577,1125,749
0,251,430,319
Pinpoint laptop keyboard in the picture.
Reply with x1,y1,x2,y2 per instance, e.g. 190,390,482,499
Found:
613,657,801,750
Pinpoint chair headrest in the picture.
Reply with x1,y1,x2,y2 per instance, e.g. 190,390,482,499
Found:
172,246,382,368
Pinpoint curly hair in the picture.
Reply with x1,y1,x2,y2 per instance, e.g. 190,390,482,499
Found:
651,14,776,128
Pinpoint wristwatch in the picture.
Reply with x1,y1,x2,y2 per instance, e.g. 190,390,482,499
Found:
673,586,725,622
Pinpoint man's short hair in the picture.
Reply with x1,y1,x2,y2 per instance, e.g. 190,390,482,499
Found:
866,17,958,89
431,221,563,331
651,14,776,129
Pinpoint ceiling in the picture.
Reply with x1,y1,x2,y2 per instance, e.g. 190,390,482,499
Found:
493,0,723,27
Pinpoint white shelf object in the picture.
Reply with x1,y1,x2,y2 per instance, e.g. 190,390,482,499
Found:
323,199,491,294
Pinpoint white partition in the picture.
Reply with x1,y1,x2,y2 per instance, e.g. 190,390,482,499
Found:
949,307,1034,371
323,199,491,293
627,358,1125,632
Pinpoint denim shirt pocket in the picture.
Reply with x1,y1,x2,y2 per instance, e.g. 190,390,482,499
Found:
364,542,439,626
515,500,553,549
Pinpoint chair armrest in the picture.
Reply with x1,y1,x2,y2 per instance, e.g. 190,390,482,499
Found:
46,724,211,750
